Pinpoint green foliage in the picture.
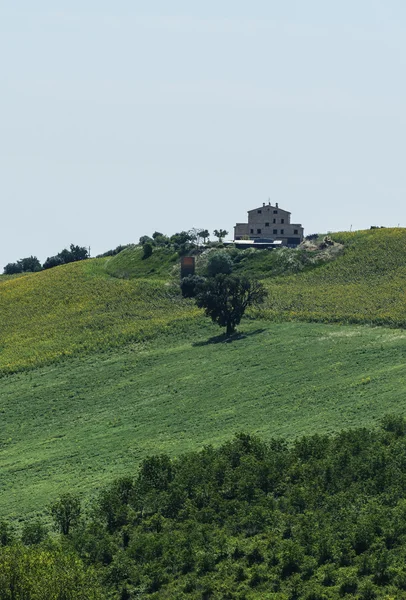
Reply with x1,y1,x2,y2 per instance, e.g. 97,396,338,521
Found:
142,242,153,259
0,522,14,547
96,244,131,258
213,228,228,242
180,274,205,298
3,262,23,275
206,250,234,277
195,274,267,334
8,421,406,598
3,256,42,275
50,493,81,535
0,544,102,599
21,521,48,545
43,243,89,270
105,246,179,279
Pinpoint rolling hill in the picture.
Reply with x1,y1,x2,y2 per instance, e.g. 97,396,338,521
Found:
1,228,406,519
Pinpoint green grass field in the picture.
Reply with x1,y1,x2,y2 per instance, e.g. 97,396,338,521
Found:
2,228,406,521
2,318,406,520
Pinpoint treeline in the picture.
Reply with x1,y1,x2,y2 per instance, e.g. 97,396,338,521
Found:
137,229,228,259
4,417,406,598
3,244,89,275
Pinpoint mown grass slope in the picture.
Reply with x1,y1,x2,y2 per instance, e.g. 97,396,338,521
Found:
2,319,406,519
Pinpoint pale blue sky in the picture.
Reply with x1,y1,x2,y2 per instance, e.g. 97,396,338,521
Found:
1,2,406,265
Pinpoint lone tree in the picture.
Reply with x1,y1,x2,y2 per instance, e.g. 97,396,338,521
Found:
195,274,267,335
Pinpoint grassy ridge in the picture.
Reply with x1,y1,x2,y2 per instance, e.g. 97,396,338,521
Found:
2,319,406,519
261,228,406,327
0,258,196,375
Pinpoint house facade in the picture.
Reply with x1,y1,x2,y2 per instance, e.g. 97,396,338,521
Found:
234,202,304,247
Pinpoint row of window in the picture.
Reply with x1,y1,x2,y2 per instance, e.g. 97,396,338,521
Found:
262,219,284,225
257,209,279,214
250,228,299,235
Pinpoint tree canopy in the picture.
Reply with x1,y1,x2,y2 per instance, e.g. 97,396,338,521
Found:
195,274,267,335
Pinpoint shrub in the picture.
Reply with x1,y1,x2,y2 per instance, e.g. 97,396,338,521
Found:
206,250,233,277
180,275,205,298
3,262,22,275
142,243,153,260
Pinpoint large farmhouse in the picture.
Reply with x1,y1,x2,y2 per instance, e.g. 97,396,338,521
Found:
234,202,304,247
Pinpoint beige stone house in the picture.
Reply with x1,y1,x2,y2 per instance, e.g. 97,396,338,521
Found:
234,202,304,247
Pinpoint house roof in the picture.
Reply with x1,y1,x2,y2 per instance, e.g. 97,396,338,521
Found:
248,204,291,214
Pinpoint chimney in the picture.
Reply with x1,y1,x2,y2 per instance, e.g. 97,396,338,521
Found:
263,202,265,207
276,202,279,208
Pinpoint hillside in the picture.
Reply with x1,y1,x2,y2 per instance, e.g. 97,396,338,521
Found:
105,245,179,279
1,228,405,376
2,319,406,519
1,228,406,519
260,228,406,327
0,258,196,376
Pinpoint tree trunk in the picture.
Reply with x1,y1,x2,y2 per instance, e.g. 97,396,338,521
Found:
226,322,235,336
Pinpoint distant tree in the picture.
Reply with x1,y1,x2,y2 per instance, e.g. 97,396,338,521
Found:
21,521,48,546
195,274,267,335
170,231,193,247
198,229,210,244
152,231,164,239
213,229,228,242
3,262,23,275
0,521,14,546
3,256,41,275
139,235,154,246
19,256,42,272
68,244,89,262
42,245,89,270
153,234,170,247
142,242,153,259
43,255,64,270
50,493,81,535
207,250,233,277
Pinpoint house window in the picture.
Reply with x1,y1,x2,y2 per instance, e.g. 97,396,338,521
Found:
294,229,298,234
280,229,284,235
281,218,284,224
257,209,262,214
257,229,261,234
265,222,269,227
250,229,254,234
273,229,277,234
273,218,276,223
273,210,278,214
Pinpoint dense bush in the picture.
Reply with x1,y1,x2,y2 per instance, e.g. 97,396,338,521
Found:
206,250,234,277
180,274,205,298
